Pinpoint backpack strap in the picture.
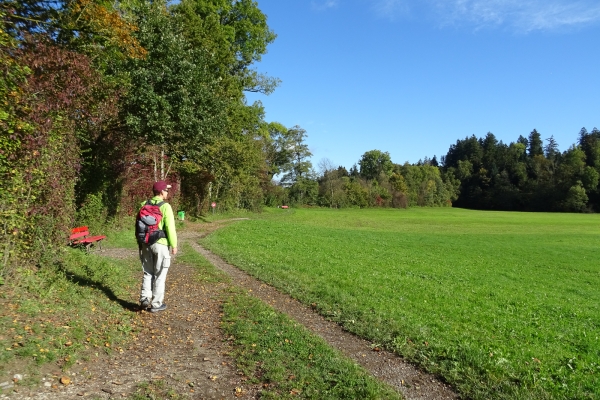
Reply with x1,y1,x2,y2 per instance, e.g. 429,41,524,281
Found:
146,200,165,207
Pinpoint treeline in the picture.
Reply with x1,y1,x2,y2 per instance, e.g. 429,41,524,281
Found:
0,0,291,279
442,128,600,212
269,149,459,209
275,127,600,213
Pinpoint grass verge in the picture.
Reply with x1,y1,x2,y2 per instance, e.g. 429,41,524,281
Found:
126,380,185,400
222,290,401,399
181,240,401,399
0,244,140,390
177,242,230,284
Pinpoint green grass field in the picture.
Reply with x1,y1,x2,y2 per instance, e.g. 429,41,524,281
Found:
201,207,600,400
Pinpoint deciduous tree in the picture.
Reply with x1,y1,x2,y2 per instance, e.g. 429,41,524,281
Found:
358,150,393,181
280,125,312,186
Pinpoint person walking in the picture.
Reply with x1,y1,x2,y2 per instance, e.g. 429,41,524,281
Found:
138,180,178,313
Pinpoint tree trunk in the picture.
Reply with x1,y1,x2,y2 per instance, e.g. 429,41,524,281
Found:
161,147,165,179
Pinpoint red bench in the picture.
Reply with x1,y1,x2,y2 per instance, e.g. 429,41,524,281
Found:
69,226,106,252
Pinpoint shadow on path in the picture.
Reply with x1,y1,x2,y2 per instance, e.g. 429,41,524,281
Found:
57,262,139,312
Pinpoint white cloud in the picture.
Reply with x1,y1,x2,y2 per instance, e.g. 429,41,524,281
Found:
312,0,340,11
430,0,600,32
368,0,600,31
371,0,410,19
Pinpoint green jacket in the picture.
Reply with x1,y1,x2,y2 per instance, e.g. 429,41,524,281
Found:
139,197,178,248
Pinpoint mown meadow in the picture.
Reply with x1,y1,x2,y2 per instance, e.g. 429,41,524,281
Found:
201,207,600,399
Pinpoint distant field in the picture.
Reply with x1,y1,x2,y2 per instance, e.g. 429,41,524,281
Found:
201,208,600,400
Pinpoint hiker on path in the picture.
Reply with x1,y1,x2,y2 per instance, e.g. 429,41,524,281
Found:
137,180,178,313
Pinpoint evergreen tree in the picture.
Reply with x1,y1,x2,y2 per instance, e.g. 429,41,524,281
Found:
577,127,589,147
544,136,560,163
528,129,544,157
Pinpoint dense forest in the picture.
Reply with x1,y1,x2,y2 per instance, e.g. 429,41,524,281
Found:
0,0,597,281
441,128,600,212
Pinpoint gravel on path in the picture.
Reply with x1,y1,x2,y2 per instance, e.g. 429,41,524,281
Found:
6,253,258,400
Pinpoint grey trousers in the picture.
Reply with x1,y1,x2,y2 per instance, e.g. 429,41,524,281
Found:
139,243,171,308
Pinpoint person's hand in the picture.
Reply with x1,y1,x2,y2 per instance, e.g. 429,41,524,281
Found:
172,247,178,255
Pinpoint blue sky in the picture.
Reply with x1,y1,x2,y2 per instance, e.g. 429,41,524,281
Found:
246,0,600,170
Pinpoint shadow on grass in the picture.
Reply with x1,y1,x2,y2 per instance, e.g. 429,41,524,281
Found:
57,262,139,312
196,215,212,223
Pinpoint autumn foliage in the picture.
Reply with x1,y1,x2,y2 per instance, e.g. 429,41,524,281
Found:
0,0,279,281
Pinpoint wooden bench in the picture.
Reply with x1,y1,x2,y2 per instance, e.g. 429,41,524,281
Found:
69,226,106,252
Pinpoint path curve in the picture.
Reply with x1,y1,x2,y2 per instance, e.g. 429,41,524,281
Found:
190,241,458,400
9,220,458,399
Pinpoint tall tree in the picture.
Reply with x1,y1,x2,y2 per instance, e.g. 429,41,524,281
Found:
121,0,228,178
172,0,278,95
358,149,393,181
262,121,290,180
2,0,145,62
318,158,336,208
544,136,559,160
578,127,600,169
577,127,589,147
444,135,483,169
528,129,544,157
481,132,500,178
544,135,560,175
280,125,312,186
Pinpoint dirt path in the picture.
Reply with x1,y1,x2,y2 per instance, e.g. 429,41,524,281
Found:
190,242,457,400
11,222,458,399
13,257,259,400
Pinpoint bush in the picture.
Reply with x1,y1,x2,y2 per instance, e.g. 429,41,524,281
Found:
76,193,107,233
